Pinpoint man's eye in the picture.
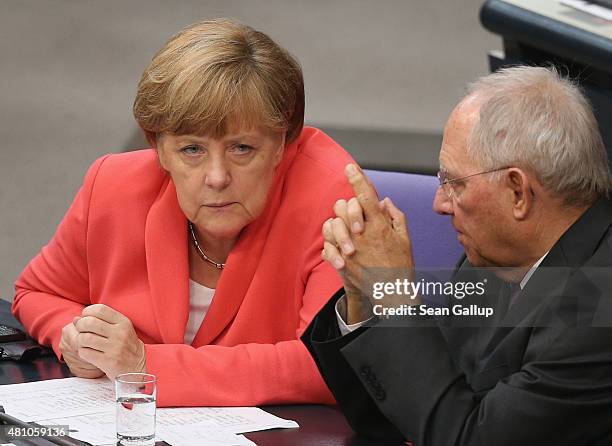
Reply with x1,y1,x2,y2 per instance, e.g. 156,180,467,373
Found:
180,145,203,155
451,181,466,192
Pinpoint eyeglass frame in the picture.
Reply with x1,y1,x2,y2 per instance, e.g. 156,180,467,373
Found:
437,166,511,199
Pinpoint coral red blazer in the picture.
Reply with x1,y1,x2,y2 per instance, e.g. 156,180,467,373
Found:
13,127,353,407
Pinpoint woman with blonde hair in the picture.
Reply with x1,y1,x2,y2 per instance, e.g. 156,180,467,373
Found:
13,18,353,406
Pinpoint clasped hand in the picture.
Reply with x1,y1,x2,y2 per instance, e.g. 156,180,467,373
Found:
59,304,145,380
322,164,417,324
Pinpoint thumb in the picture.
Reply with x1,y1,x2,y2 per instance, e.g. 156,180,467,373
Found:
383,197,409,236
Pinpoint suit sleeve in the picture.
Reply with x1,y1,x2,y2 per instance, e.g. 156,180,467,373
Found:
144,178,354,407
12,155,110,357
318,318,612,446
302,294,406,443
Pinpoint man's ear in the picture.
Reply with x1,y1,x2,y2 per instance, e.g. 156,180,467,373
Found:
505,168,534,220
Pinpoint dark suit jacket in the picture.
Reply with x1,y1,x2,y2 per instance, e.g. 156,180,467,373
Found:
303,199,612,446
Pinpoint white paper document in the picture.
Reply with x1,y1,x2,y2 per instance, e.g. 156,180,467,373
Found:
0,377,299,446
0,377,114,421
37,407,297,445
38,411,116,445
157,425,256,446
157,407,299,433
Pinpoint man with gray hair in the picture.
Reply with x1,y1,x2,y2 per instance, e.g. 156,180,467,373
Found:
303,66,612,445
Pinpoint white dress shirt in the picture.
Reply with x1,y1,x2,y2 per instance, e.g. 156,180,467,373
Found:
336,252,550,335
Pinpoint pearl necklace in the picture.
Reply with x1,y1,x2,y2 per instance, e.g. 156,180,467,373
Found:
188,222,226,270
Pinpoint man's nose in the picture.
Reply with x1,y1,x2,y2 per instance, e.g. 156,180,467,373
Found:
204,158,231,190
432,187,453,215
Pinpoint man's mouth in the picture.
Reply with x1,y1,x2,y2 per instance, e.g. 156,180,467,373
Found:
455,229,466,244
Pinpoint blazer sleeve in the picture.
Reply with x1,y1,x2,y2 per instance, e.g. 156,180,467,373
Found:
13,155,110,357
309,314,612,446
143,179,354,407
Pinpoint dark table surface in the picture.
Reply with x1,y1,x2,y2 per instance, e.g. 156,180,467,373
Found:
0,298,382,446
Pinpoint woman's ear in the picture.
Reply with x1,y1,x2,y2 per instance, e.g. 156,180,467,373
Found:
145,131,158,149
273,132,286,168
153,133,169,171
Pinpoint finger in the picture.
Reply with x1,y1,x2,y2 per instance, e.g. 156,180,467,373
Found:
322,218,337,245
333,199,349,226
383,197,409,236
323,241,345,270
82,304,125,324
77,347,106,371
345,164,381,221
346,197,364,234
64,356,94,371
63,351,101,371
75,315,111,338
69,367,105,379
62,320,79,336
331,217,354,255
61,322,79,349
76,332,109,352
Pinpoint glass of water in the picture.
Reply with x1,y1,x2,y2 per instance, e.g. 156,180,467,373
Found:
115,373,157,446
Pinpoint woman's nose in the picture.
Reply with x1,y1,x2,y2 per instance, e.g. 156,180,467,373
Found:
204,159,231,190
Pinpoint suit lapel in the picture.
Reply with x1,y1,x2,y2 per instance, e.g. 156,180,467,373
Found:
503,199,612,326
554,198,612,269
145,176,189,344
454,200,612,388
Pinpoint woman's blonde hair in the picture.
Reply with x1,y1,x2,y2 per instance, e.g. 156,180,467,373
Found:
133,18,304,143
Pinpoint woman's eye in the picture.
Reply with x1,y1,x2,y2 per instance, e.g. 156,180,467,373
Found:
180,145,203,155
232,144,253,155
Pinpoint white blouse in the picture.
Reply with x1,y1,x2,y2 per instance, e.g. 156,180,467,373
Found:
185,279,215,344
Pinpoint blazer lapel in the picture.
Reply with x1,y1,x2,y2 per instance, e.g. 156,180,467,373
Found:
191,143,300,346
190,211,268,346
145,176,189,344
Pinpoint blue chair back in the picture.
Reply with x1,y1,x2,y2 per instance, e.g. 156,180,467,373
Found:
365,170,464,269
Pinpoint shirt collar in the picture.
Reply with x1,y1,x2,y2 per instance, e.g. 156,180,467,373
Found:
519,251,549,290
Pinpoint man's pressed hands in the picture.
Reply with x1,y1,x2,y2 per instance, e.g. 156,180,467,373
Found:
60,304,146,380
322,164,418,325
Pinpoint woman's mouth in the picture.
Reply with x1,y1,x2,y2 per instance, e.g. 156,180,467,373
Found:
203,202,236,209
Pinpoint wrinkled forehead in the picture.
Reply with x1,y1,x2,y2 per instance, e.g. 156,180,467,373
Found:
439,97,482,175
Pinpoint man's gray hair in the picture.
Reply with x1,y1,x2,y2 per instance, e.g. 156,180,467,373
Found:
467,65,612,206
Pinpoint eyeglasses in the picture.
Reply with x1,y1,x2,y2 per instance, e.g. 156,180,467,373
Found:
437,166,510,199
